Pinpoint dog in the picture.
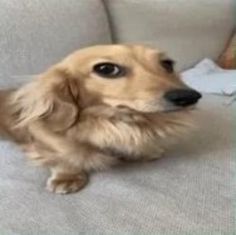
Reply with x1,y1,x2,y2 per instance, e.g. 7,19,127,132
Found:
0,44,201,194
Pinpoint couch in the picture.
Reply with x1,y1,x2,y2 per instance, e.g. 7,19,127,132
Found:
0,1,235,234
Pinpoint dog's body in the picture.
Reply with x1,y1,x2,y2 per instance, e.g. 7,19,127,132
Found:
0,44,201,194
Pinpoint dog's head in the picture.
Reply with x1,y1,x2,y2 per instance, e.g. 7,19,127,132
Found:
12,44,201,131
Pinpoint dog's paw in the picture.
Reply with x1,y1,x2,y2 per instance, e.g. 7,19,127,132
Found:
46,173,88,194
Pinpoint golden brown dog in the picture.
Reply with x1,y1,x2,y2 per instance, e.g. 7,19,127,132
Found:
0,44,201,194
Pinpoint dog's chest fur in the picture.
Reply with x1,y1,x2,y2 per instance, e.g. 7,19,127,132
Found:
70,106,189,161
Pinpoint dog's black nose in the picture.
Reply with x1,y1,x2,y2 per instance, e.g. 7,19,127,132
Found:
164,89,202,107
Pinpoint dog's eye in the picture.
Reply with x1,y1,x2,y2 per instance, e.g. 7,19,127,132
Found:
93,63,125,78
160,59,175,73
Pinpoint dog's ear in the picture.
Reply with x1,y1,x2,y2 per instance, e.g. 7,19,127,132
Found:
11,66,80,132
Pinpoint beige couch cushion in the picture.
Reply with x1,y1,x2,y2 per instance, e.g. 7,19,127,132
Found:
0,95,234,234
0,0,111,77
105,0,235,71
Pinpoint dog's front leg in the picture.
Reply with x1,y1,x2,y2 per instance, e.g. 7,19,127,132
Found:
46,166,88,194
26,122,88,194
24,143,89,194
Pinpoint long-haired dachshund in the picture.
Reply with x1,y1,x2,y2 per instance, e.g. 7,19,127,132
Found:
0,44,201,194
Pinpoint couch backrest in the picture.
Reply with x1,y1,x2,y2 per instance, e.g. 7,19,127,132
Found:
0,0,235,81
0,0,111,77
105,0,235,71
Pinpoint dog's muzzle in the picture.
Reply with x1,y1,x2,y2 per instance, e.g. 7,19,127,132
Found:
164,89,202,107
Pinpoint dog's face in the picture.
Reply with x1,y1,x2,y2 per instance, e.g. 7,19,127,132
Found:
61,44,201,112
13,44,201,131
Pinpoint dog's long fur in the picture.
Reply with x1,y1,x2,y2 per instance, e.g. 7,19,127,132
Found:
0,44,194,194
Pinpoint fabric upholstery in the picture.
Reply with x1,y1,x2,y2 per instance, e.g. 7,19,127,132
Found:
0,95,234,234
105,0,235,71
0,0,111,77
